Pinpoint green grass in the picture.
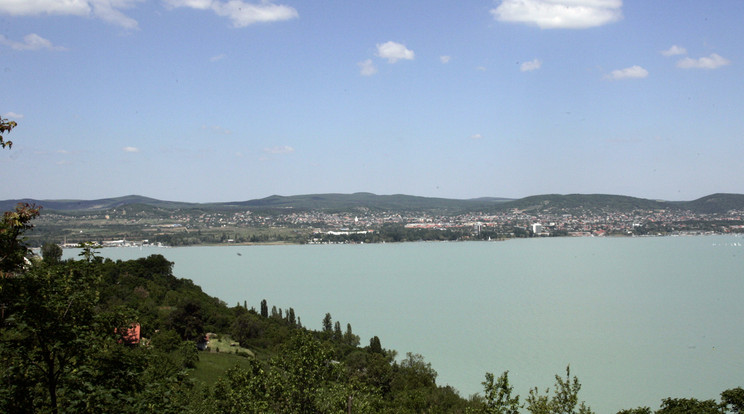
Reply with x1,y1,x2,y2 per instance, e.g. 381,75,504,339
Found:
190,335,257,387
191,351,255,386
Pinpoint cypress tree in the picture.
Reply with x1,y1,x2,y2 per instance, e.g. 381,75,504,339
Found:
322,313,332,333
370,336,382,354
333,321,342,339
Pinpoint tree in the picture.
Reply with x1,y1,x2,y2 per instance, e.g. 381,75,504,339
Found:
481,371,521,414
167,298,205,340
1,116,16,149
344,323,360,346
0,203,41,275
722,387,744,414
231,312,262,346
272,331,337,413
288,307,296,326
41,242,63,264
525,366,594,414
393,352,438,389
322,312,332,333
333,320,342,339
260,299,268,318
0,258,113,412
656,397,723,414
616,408,652,414
369,335,382,354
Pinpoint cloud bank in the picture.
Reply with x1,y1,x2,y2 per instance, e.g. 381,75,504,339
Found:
491,0,623,29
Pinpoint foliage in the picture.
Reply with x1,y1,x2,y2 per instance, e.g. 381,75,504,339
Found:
322,312,333,334
0,256,194,413
655,397,723,414
525,366,594,414
0,203,40,275
41,242,63,264
616,408,652,414
722,387,744,414
0,116,16,149
477,371,521,414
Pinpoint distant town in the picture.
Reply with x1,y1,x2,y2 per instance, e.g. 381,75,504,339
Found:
14,193,743,247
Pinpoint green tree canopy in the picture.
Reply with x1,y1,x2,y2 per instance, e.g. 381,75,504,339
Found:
41,242,63,264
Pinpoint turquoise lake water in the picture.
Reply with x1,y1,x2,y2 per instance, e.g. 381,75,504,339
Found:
64,235,744,412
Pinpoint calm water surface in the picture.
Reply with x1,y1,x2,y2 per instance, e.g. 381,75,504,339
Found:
65,235,744,413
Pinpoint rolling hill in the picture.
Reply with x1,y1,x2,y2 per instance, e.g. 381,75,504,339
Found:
2,192,743,215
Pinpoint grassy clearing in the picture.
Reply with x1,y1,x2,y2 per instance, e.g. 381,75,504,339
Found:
191,352,255,386
190,334,257,387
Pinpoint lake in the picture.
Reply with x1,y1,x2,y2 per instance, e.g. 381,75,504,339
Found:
64,235,744,413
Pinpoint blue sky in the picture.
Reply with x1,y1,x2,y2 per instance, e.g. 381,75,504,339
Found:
1,0,742,202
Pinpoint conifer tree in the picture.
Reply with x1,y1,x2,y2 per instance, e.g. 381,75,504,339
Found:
322,313,333,333
333,321,342,339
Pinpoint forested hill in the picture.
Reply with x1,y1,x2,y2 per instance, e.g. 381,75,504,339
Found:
2,192,744,215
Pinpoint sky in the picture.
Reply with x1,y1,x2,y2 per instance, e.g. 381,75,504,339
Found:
1,0,743,203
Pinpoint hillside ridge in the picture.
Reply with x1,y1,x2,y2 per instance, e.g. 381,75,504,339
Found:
3,192,743,215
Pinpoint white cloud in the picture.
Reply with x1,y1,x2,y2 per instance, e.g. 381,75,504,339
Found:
358,59,377,76
520,59,542,72
0,0,91,16
91,0,141,29
210,53,226,62
470,133,483,140
2,111,24,119
476,66,486,71
164,0,212,8
605,65,648,80
0,0,143,29
165,0,298,28
661,45,686,57
676,53,730,69
123,146,140,152
491,0,623,29
376,41,415,63
0,33,66,51
440,55,451,64
264,145,294,154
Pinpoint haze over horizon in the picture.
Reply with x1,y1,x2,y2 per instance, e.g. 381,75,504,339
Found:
2,1,742,203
